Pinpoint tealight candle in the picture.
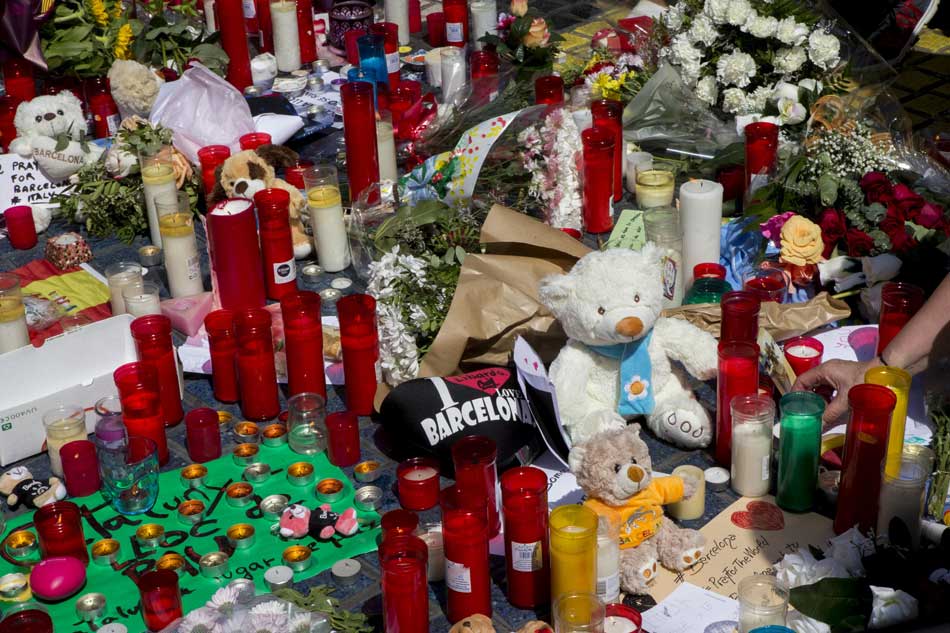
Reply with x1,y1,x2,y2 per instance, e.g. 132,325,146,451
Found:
287,461,316,486
179,464,208,488
232,443,260,465
91,539,120,566
226,482,255,507
262,423,288,446
0,273,31,353
177,499,206,525
635,169,674,209
397,457,440,510
136,524,165,549
234,421,261,443
4,530,38,560
199,552,230,578
156,552,187,575
283,545,313,571
227,524,256,549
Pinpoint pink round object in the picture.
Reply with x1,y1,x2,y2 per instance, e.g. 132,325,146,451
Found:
29,556,87,601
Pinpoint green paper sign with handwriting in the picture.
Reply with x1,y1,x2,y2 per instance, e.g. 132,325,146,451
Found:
605,210,646,250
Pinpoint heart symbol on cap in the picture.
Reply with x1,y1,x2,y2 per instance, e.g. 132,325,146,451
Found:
445,368,511,396
730,501,785,531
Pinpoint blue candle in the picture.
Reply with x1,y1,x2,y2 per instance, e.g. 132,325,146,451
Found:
357,34,389,88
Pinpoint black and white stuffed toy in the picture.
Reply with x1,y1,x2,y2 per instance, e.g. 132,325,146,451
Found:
0,466,67,511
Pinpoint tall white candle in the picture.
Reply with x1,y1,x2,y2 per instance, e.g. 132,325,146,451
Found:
307,185,350,273
0,297,29,354
159,213,204,298
203,0,217,32
440,47,465,104
385,0,411,45
123,283,163,317
141,164,179,248
679,179,724,287
271,0,302,72
376,120,398,183
106,263,144,315
731,421,772,497
470,1,497,49
596,521,620,604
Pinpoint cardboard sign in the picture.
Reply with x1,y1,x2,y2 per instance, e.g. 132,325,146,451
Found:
650,495,834,601
0,154,70,207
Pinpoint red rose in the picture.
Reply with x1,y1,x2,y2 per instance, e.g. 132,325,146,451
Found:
860,171,893,204
916,201,946,229
880,205,905,232
817,208,846,258
887,224,918,254
892,183,925,221
845,228,874,257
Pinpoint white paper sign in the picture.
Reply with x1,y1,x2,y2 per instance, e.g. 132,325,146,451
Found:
640,582,738,633
0,154,70,207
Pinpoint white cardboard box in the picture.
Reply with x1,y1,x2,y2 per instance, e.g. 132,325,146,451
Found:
0,314,137,466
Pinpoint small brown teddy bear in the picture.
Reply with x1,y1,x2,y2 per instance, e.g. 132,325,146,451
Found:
569,424,706,595
209,145,312,258
0,466,67,511
448,615,552,633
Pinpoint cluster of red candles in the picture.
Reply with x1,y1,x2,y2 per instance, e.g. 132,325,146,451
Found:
714,291,761,467
385,436,551,631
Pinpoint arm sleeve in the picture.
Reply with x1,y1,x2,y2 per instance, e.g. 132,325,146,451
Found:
655,475,685,505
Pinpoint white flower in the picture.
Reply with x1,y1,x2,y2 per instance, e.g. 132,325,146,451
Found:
669,33,702,67
703,0,731,24
288,614,314,633
664,4,685,31
180,608,224,633
103,146,137,178
772,80,800,102
743,15,778,39
716,50,757,88
775,17,809,46
695,76,719,106
750,86,772,112
775,548,849,589
247,614,287,633
725,0,753,26
808,29,841,70
778,97,807,124
679,59,703,85
721,87,749,114
869,586,918,629
207,586,241,616
688,14,719,47
774,46,807,74
825,527,873,576
798,78,822,94
624,376,650,401
250,601,287,617
787,610,832,633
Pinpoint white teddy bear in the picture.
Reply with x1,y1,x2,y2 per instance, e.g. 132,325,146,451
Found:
539,246,719,449
10,92,104,181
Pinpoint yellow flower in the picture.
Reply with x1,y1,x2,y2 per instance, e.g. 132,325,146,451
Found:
523,17,550,48
88,0,109,26
779,215,824,266
112,0,123,19
114,23,134,60
592,73,621,101
510,0,528,17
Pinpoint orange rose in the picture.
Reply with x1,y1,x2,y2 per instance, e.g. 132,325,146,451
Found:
779,215,824,266
170,149,193,189
523,17,550,48
510,0,527,17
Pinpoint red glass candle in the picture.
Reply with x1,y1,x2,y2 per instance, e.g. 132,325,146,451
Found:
138,570,183,632
84,78,120,139
34,501,89,565
326,410,361,466
398,457,440,510
240,132,272,150
341,82,380,204
235,308,281,421
4,205,37,250
501,466,550,609
470,50,500,106
114,362,168,465
197,145,231,203
451,435,501,537
60,440,101,497
581,126,615,234
743,268,787,303
338,293,379,415
217,0,253,91
2,58,36,103
0,605,53,632
877,282,924,355
716,341,760,467
297,0,318,65
535,74,564,105
409,0,422,32
720,290,761,344
591,99,624,202
131,315,184,427
426,12,445,46
255,0,275,52
744,121,779,190
207,199,267,311
281,291,326,398
380,534,430,633
442,0,468,47
371,22,401,87
185,407,222,463
717,164,745,203
441,485,491,622
284,160,313,190
694,263,726,280
382,508,420,538
205,309,239,403
783,336,824,377
254,189,298,301
345,28,368,66
0,96,18,153
834,384,896,534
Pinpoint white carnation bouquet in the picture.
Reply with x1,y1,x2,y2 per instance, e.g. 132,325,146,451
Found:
660,0,844,127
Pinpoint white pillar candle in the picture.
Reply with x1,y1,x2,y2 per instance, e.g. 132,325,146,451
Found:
159,213,204,298
425,47,444,87
666,465,705,520
731,420,772,497
679,179,724,287
141,164,179,248
271,0,302,72
625,151,653,194
105,263,144,315
307,185,350,273
385,0,411,45
0,296,29,354
596,521,620,604
123,282,163,318
440,47,465,104
470,0,497,50
203,0,217,32
376,120,398,183
877,454,928,549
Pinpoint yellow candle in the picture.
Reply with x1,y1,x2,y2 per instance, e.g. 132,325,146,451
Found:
306,185,349,273
549,504,598,602
865,366,912,478
635,169,674,209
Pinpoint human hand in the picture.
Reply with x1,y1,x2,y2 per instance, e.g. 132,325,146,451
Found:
791,358,880,426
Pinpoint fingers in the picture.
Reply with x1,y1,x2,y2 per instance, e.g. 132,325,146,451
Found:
822,391,850,426
792,362,832,392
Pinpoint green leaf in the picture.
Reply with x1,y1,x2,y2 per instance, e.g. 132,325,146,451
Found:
906,221,938,242
54,133,70,152
819,171,839,206
789,578,872,630
455,245,466,263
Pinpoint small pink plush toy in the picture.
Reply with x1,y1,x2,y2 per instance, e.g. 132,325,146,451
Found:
279,503,360,540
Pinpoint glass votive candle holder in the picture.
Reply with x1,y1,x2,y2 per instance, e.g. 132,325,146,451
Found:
737,575,788,633
783,336,824,376
397,457,440,510
138,569,182,631
326,410,361,467
553,592,605,633
743,267,788,303
635,169,674,209
381,508,420,540
123,281,162,318
43,404,88,479
104,261,144,315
